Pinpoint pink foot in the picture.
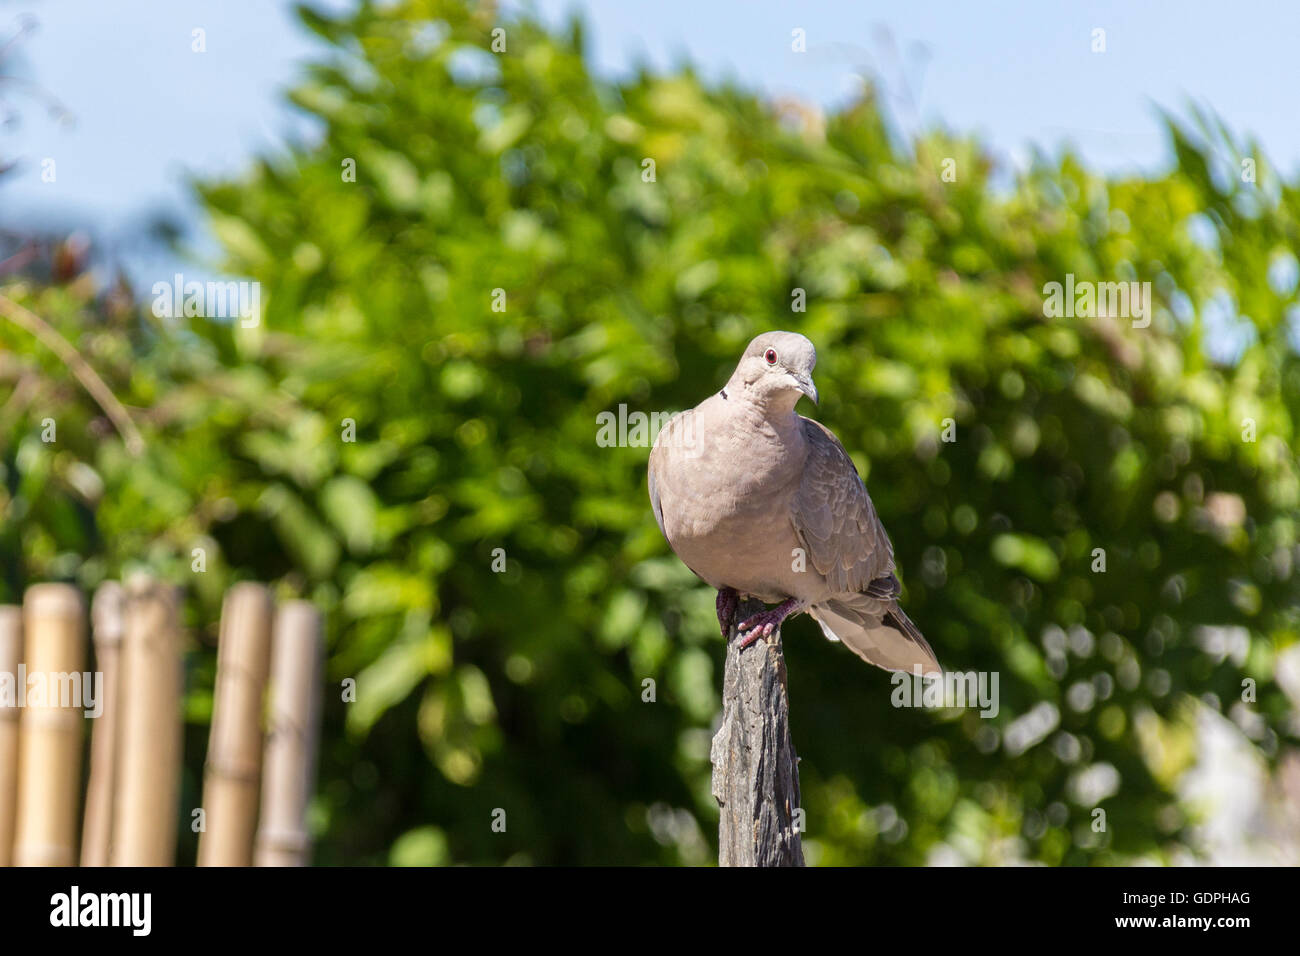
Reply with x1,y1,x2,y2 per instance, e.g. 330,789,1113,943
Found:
735,598,805,649
715,587,739,638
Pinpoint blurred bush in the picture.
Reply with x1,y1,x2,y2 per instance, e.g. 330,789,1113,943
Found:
1,0,1298,864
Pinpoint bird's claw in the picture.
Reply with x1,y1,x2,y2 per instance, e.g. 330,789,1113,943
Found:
735,620,775,648
733,597,804,650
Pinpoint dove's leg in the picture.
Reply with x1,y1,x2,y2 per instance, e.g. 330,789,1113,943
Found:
736,598,806,648
715,587,739,638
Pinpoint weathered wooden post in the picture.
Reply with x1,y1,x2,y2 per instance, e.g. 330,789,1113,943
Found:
710,597,805,867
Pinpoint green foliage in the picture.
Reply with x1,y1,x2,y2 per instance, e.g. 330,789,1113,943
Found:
2,0,1298,864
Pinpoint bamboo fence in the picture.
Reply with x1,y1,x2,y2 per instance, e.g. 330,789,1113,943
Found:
0,579,323,867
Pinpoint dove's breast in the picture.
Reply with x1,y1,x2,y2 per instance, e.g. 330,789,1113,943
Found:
649,400,820,603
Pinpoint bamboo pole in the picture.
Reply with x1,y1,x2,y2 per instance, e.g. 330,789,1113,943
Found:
197,583,273,866
12,584,86,866
110,577,183,866
0,605,21,866
710,597,805,867
254,601,322,867
80,582,125,866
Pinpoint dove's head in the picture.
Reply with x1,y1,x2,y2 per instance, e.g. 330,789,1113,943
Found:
727,331,819,411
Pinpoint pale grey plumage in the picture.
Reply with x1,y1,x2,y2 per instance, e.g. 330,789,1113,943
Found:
648,331,939,674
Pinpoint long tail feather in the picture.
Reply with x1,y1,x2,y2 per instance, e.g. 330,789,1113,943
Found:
810,600,940,675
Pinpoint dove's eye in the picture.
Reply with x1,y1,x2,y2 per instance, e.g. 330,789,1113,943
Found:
764,349,778,365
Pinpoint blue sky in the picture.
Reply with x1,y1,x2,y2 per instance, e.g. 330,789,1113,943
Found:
2,0,1297,286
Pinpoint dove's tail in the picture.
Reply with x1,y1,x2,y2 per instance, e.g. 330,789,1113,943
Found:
809,598,941,675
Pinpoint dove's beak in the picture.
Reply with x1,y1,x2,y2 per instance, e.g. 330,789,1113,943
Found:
794,372,819,406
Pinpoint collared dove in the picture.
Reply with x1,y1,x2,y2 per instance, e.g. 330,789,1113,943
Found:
648,331,939,675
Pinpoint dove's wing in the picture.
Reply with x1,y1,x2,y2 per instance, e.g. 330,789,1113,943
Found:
792,417,940,673
790,417,896,594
